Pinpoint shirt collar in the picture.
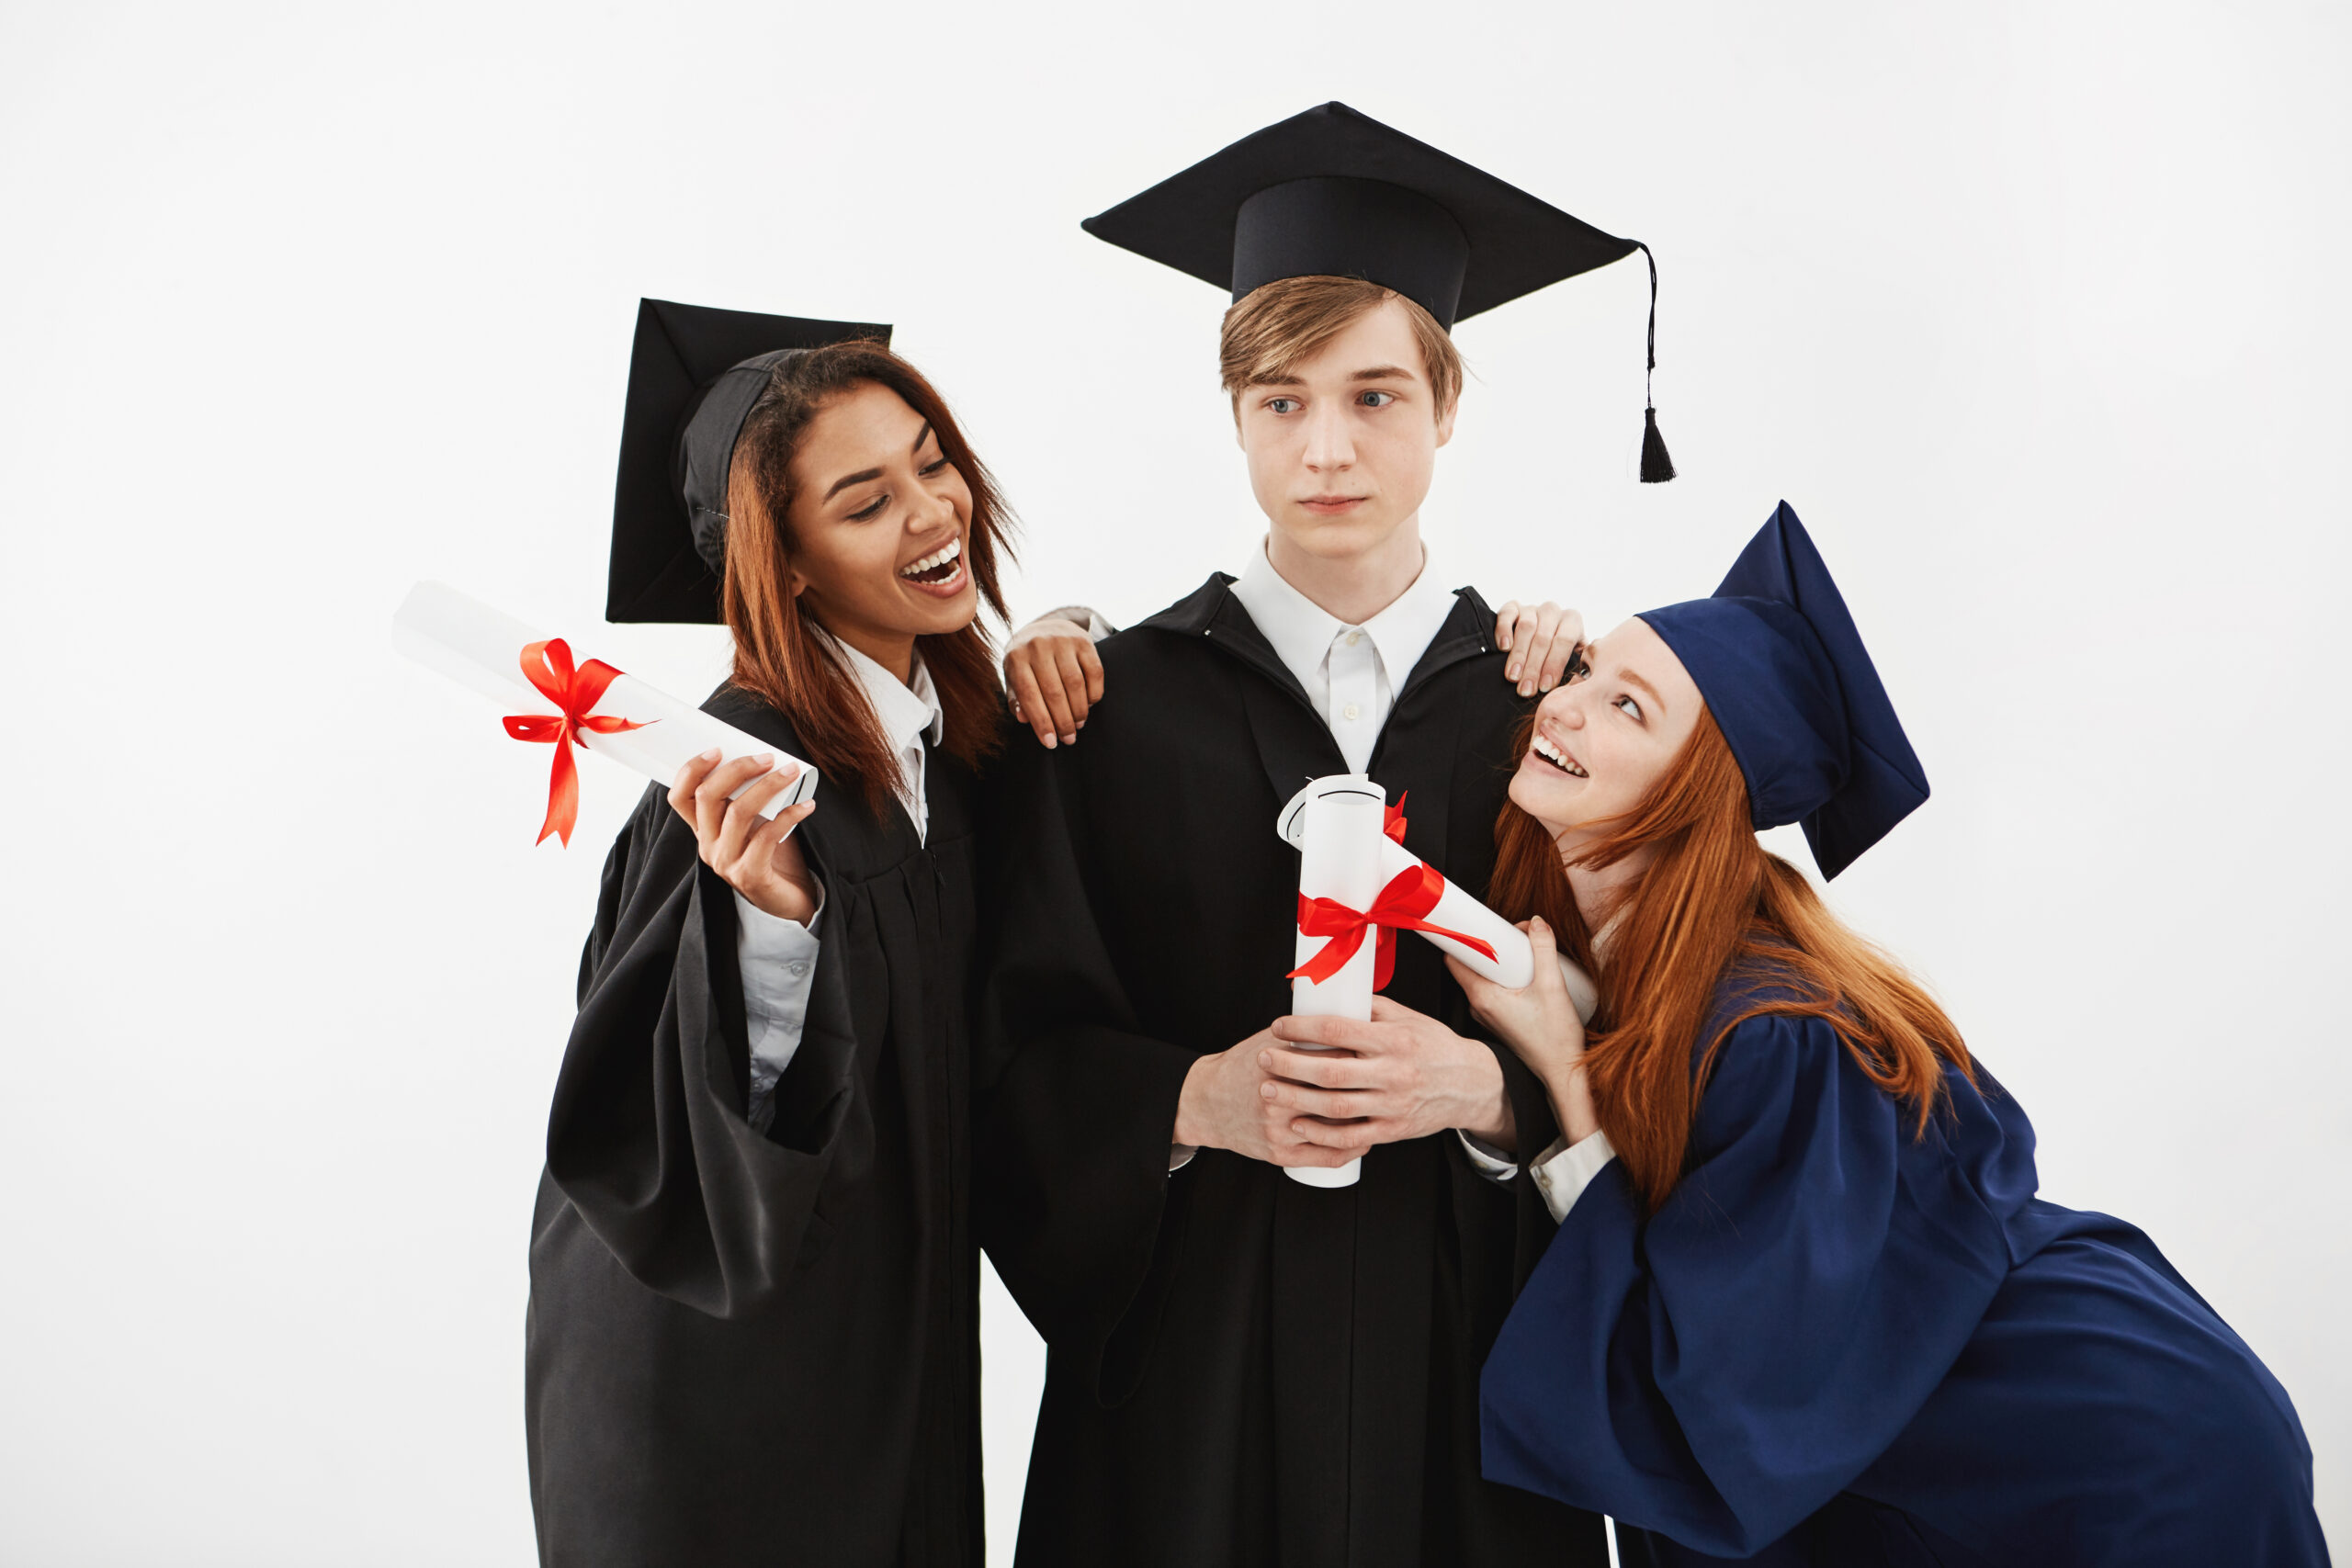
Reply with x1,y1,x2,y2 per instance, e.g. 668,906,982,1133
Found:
826,633,946,753
1231,537,1461,694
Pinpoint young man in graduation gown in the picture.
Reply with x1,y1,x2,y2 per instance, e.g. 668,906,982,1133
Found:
977,104,1676,1568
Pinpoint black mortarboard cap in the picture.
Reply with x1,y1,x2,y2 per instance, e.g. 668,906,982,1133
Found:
1082,102,1675,480
606,299,890,623
1638,502,1929,878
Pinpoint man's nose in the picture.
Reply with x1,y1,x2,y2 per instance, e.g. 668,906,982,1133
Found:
1302,403,1354,470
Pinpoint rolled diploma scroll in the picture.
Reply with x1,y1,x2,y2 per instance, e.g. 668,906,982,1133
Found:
1284,774,1388,1189
1276,776,1600,1029
392,580,820,819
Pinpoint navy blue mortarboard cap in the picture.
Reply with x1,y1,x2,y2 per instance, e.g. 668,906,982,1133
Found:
1636,502,1928,878
606,299,890,624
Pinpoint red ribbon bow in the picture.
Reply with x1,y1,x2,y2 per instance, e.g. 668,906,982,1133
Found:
1287,797,1498,991
502,638,649,846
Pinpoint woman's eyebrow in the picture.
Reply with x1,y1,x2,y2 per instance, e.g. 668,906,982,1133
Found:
823,467,884,502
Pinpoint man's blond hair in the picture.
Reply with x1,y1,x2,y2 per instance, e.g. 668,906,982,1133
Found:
1218,276,1464,418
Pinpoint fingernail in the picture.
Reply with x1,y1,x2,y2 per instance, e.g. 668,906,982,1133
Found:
1519,682,1535,697
1061,734,1076,746
1539,679,1555,693
755,753,775,767
1260,1083,1275,1099
1506,661,1521,680
702,748,721,761
1042,733,1057,749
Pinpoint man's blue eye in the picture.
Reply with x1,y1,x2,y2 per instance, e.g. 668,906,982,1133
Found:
1360,390,1395,408
1269,398,1300,414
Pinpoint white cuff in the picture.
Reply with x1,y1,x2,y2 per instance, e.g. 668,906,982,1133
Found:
1043,604,1116,642
1169,1144,1198,1173
1530,1130,1617,1224
1455,1129,1519,1183
735,883,825,1124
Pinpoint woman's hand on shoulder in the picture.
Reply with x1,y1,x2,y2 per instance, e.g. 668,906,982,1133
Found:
668,749,820,925
1002,610,1105,750
1493,600,1586,698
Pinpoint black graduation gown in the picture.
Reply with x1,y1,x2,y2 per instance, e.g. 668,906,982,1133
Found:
974,574,1608,1568
526,688,981,1568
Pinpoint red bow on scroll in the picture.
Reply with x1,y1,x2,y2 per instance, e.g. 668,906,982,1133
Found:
1288,859,1498,992
502,638,649,846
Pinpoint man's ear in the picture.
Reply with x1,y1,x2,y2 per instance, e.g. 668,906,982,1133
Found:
1434,396,1460,449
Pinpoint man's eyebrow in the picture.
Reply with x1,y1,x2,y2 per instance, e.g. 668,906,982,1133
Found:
1349,364,1419,383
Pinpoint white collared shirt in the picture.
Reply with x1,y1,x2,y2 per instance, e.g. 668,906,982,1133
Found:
1227,540,1462,774
734,637,945,1127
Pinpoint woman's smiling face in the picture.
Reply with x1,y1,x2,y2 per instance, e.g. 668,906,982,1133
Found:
783,379,978,663
1509,616,1707,841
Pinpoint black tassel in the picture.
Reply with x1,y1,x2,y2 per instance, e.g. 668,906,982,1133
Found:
1640,406,1676,483
1636,242,1676,483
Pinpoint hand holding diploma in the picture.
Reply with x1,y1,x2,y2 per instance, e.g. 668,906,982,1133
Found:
1444,917,1600,1148
1261,775,1603,1183
669,750,820,925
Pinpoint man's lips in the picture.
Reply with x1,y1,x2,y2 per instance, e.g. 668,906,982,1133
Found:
1297,494,1369,515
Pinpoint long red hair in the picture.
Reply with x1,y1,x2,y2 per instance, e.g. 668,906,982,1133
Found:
1487,709,1974,1211
719,341,1012,818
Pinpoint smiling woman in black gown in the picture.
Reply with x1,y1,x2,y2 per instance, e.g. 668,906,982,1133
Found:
525,315,1042,1568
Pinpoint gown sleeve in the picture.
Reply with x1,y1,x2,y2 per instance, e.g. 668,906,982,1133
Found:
1477,1012,2021,1557
972,728,1200,1403
545,784,870,1321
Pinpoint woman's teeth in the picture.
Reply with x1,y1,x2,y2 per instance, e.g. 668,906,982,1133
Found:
1532,734,1588,777
900,537,963,584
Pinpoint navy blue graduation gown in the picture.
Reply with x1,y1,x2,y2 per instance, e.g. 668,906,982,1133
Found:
1479,987,2329,1567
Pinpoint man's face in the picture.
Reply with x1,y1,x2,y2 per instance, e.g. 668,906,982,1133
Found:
1233,298,1456,563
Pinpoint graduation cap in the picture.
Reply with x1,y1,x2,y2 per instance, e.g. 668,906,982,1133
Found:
1637,502,1928,878
1082,101,1675,481
606,298,891,624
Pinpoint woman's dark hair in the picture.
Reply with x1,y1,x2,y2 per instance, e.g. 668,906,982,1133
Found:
719,340,1012,817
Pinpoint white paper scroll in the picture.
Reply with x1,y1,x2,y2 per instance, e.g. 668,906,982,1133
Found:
1283,775,1390,1188
1276,773,1602,1190
391,580,820,829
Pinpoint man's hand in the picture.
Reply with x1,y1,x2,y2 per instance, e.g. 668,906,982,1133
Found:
1493,600,1586,698
1256,997,1515,1161
1172,1028,1362,1169
1002,613,1104,750
668,749,820,924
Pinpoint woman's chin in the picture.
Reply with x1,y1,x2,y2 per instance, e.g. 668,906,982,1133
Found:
894,574,978,636
1509,759,1586,835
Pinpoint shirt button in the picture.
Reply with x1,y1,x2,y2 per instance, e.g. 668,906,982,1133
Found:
787,962,809,977
1342,703,1361,721
1344,629,1363,647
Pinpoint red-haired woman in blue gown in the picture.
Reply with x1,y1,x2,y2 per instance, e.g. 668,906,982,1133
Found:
1446,504,2328,1566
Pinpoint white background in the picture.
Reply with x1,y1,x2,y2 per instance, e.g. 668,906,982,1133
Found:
2,3,2345,1562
